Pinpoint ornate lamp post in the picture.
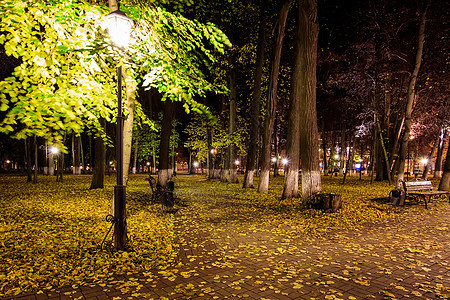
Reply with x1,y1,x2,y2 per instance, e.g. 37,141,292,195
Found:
103,8,134,251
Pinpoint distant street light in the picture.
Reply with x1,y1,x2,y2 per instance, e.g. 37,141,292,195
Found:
281,158,288,166
103,6,134,251
271,157,277,163
235,160,240,166
51,147,59,154
355,162,362,180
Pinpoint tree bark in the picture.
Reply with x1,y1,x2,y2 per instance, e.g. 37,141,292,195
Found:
422,131,439,180
90,134,106,189
56,134,65,183
395,2,429,189
72,134,81,175
158,101,175,188
132,141,138,174
434,128,447,178
243,0,267,188
228,58,238,183
321,122,328,174
25,137,32,182
342,136,355,184
33,135,38,184
258,0,292,193
298,0,322,200
438,142,450,191
122,70,137,185
207,126,212,177
376,115,392,184
339,129,345,176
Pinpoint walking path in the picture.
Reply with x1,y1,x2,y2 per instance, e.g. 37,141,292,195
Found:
6,189,450,300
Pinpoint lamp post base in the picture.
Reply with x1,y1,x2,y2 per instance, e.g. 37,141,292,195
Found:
114,185,127,250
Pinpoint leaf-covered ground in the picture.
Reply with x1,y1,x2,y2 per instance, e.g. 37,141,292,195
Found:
0,175,175,298
1,174,449,299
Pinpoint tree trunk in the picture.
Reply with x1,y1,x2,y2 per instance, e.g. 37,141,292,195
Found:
282,86,300,199
33,135,38,184
370,131,376,184
25,138,32,182
56,134,66,183
152,146,156,174
207,127,212,177
376,115,392,184
72,134,81,175
342,136,355,185
375,128,384,181
321,122,328,174
389,115,404,177
258,0,292,193
243,0,267,188
438,142,450,191
228,58,238,183
395,2,429,189
339,129,345,176
90,135,106,189
132,141,138,174
298,0,321,200
422,131,439,180
158,101,175,188
122,70,137,185
434,128,447,178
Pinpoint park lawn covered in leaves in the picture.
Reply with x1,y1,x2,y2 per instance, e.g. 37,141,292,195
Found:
174,174,401,238
0,175,175,297
0,173,443,297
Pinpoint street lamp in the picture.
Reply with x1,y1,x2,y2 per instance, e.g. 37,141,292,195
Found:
51,147,59,154
103,7,134,251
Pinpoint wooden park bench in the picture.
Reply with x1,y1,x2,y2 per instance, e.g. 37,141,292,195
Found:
147,175,176,211
402,179,449,209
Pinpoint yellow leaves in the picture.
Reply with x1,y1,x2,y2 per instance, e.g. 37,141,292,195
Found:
379,290,395,297
292,282,304,289
0,175,174,298
407,247,423,253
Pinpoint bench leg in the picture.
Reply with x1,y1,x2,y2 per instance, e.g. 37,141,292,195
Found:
424,195,428,209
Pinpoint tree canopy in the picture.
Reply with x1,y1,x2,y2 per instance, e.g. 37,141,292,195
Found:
0,0,231,148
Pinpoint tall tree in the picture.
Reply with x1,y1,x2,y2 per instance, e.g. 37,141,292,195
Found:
438,143,450,191
434,128,447,178
158,101,175,187
227,57,239,183
243,0,267,188
283,0,321,199
297,0,321,199
258,0,292,193
90,119,106,189
395,1,430,189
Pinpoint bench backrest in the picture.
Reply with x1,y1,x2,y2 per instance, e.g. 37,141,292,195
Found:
402,180,433,192
148,176,157,189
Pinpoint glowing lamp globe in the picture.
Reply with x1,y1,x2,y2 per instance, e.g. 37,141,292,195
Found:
102,9,134,49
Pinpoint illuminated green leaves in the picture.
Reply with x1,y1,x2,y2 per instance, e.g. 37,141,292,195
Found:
0,1,117,147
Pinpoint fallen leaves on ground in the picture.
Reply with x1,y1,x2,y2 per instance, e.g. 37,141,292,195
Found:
0,175,175,297
1,174,449,299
